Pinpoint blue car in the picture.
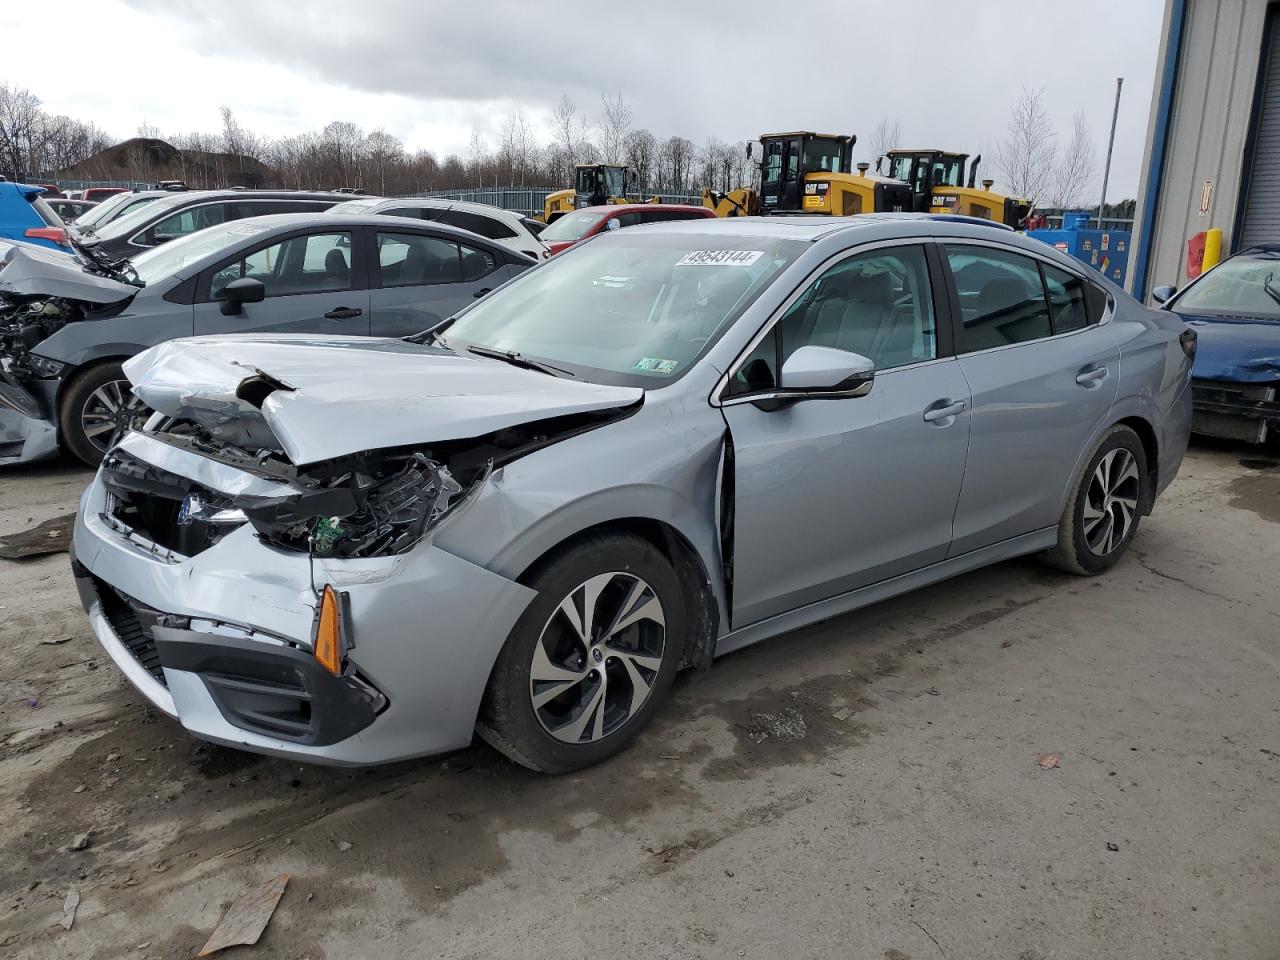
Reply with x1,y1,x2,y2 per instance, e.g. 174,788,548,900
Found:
1154,245,1280,444
0,181,70,251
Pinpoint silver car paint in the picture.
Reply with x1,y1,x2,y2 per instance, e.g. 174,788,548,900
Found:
73,214,1192,765
125,335,644,465
0,241,136,302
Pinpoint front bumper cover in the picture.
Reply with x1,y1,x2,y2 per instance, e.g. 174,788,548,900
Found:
72,445,538,765
0,372,58,465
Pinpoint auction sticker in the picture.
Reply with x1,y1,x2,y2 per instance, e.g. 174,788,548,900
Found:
635,357,679,373
676,250,764,267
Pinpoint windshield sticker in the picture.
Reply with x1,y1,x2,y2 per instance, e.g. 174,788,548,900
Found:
635,357,679,374
676,250,764,267
593,275,635,288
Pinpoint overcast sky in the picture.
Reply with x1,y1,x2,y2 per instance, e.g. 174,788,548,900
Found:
4,0,1165,197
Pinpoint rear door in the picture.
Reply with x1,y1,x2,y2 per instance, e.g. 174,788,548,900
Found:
192,227,370,337
367,227,512,337
942,243,1120,555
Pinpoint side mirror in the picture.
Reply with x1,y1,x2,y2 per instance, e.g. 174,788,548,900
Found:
1151,284,1177,307
219,277,266,316
779,345,875,396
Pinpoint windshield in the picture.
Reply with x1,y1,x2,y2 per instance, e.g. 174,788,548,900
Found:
328,198,380,214
888,154,913,181
74,191,134,228
802,138,844,173
1176,255,1280,319
540,211,606,242
444,233,804,386
575,166,598,195
128,220,273,286
91,192,193,242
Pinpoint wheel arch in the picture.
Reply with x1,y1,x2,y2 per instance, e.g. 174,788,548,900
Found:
1115,414,1159,512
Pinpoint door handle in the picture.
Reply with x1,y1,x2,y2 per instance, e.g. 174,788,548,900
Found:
1075,365,1108,385
922,399,966,423
323,307,363,320
472,288,493,298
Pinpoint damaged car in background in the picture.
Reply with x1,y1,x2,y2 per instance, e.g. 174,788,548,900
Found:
0,213,532,466
72,214,1193,772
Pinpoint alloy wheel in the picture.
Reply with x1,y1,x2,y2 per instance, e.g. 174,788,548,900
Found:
1083,448,1140,557
529,571,666,745
80,379,149,454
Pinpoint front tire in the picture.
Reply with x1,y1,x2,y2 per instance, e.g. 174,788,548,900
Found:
478,532,685,773
1042,424,1149,576
59,362,151,467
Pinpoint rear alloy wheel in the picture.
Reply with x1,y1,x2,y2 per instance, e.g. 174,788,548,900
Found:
478,532,685,773
59,362,151,466
1042,424,1149,576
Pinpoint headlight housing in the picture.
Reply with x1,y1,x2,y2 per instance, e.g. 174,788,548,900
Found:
243,452,463,559
23,353,68,378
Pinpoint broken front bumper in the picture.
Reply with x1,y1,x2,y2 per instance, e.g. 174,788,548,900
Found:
1191,378,1280,444
71,438,537,765
0,373,58,465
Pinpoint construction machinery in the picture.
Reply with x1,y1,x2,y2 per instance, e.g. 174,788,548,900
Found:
703,132,912,219
880,150,1033,227
540,163,631,223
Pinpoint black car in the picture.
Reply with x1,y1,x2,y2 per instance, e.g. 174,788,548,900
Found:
76,189,360,261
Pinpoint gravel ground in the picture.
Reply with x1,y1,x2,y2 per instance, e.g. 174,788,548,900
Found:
0,441,1277,960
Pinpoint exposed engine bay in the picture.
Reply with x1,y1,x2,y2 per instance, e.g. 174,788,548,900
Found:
0,296,86,379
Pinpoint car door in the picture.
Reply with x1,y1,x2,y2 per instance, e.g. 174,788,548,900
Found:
192,227,370,337
367,227,512,337
942,243,1120,556
720,242,972,626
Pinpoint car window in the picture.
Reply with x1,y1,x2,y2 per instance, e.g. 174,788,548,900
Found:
208,231,353,299
150,203,229,242
945,245,1052,351
1042,262,1091,334
241,199,332,216
640,210,708,224
728,245,937,396
376,231,469,287
437,209,518,240
540,211,606,242
521,217,546,236
381,207,427,220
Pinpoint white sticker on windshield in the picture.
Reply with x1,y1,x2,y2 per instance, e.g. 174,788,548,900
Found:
676,250,764,267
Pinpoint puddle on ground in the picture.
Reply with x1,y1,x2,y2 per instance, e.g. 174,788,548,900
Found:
1227,470,1280,523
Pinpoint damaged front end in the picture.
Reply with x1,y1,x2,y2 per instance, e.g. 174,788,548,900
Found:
0,241,137,464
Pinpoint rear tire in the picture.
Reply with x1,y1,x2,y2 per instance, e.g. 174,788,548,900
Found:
59,361,150,467
477,532,685,773
1042,424,1149,576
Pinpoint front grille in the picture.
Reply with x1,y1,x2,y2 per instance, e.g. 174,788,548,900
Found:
94,577,166,687
1191,378,1280,413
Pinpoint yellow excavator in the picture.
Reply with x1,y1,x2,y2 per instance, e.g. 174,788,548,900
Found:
880,149,1033,227
703,132,912,218
542,162,657,223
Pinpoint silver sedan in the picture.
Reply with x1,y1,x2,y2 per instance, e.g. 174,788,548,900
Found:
71,213,1194,772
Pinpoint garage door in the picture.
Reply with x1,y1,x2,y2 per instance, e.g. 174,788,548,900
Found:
1240,9,1280,247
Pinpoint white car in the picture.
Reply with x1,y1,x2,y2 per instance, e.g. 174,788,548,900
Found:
327,196,548,260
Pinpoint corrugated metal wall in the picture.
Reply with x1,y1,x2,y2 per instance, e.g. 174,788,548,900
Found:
1238,9,1280,245
1129,0,1273,298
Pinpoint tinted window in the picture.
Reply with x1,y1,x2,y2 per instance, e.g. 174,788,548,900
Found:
460,243,497,281
1083,281,1110,323
377,232,463,287
730,245,937,396
521,217,546,236
1042,262,1090,334
242,200,332,216
438,209,517,240
150,203,229,242
208,231,353,298
606,213,643,230
640,209,709,225
382,207,428,220
946,246,1052,351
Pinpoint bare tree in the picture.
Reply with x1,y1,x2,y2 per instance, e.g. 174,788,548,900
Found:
1051,111,1097,209
658,136,695,193
363,128,402,194
597,92,633,165
466,128,487,187
867,115,902,168
500,107,537,186
624,128,657,192
994,87,1056,201
550,95,577,160
0,83,43,180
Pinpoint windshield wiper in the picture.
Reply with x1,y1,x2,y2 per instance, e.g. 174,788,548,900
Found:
463,344,576,378
1264,272,1280,308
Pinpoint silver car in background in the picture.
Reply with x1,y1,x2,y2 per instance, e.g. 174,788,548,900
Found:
70,214,1194,772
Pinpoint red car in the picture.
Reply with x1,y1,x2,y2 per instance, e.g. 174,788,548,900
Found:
81,186,128,203
539,203,717,256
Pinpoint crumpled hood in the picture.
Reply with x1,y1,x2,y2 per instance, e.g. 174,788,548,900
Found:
124,334,644,465
1181,312,1280,382
0,240,137,303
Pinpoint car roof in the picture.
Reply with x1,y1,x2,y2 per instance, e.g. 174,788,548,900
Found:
622,212,1018,241
362,196,530,221
575,203,715,215
204,212,534,255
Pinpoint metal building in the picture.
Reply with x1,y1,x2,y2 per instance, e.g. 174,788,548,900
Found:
1129,0,1280,299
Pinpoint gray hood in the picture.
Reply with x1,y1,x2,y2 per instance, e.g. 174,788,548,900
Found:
124,335,644,465
0,240,137,303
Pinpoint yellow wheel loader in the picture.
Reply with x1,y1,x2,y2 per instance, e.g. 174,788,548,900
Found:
540,163,660,223
881,150,1033,228
703,132,912,218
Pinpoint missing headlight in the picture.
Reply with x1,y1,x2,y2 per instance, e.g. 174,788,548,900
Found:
244,452,463,559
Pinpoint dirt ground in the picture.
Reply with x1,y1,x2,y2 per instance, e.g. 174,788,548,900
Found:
0,441,1277,960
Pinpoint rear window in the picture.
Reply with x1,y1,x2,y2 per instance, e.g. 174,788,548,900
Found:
521,217,546,236
438,209,518,240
